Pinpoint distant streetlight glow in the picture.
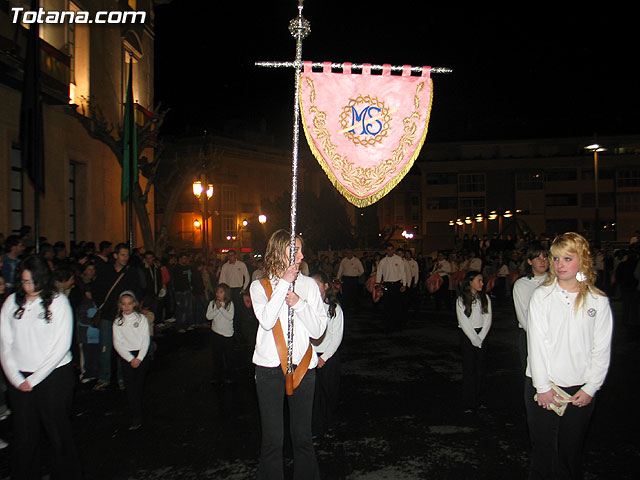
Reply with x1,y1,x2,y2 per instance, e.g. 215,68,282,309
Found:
192,181,203,198
258,214,267,224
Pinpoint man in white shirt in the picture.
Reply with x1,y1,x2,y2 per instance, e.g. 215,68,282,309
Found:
376,244,407,333
336,249,364,312
404,250,420,320
219,249,250,342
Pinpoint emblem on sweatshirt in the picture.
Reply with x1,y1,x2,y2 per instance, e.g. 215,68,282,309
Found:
587,308,596,317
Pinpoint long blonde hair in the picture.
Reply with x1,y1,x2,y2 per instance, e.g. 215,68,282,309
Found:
544,232,605,311
264,229,302,279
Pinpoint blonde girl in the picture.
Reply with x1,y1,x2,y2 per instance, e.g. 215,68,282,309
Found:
206,283,235,384
526,232,612,479
113,291,150,430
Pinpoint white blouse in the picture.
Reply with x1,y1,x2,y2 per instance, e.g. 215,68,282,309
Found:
0,293,73,388
512,274,548,330
112,312,150,363
526,281,612,396
456,295,492,348
312,303,344,362
207,300,234,337
250,274,327,369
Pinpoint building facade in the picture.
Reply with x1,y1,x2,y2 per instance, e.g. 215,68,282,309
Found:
0,0,154,246
378,136,640,253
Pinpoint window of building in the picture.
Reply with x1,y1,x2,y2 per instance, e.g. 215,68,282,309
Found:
458,173,485,192
545,194,578,207
544,169,577,182
617,168,640,188
618,192,640,212
546,219,578,234
10,148,24,235
581,168,614,180
426,197,457,210
69,161,76,242
222,214,236,238
426,172,457,185
459,197,485,217
221,186,237,212
515,171,543,190
581,192,615,207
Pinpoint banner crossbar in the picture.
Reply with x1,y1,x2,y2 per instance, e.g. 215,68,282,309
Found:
256,61,452,74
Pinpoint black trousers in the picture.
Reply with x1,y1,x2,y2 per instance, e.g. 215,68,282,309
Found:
119,352,150,425
519,328,528,375
460,329,487,409
524,378,595,480
211,332,234,382
255,365,320,480
435,276,451,310
312,351,341,436
382,281,402,332
8,363,82,480
341,276,360,311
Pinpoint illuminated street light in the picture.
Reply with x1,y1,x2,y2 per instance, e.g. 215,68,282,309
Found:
258,214,267,224
192,181,203,198
503,210,513,218
585,143,607,245
206,184,214,199
242,219,249,227
193,219,201,228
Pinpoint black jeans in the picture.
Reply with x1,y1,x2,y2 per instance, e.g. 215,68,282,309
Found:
460,329,487,409
312,351,341,436
8,363,82,480
120,352,150,425
255,365,320,480
525,378,595,480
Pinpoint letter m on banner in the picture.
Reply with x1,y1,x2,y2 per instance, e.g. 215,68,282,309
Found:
299,62,433,207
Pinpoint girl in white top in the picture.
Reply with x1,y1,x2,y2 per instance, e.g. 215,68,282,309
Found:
0,255,81,478
206,283,234,383
512,243,549,372
525,232,612,480
311,271,344,437
456,270,492,412
113,291,151,430
250,229,326,480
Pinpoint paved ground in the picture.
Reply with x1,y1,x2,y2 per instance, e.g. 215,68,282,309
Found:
1,292,638,479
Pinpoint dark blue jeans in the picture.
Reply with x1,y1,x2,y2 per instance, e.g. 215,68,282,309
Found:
175,290,193,329
255,365,320,480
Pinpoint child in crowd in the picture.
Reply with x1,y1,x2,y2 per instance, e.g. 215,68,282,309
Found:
456,270,492,413
206,283,235,384
113,291,151,430
311,271,344,439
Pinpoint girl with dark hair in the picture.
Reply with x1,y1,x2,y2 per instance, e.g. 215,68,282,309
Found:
526,233,612,479
113,291,151,430
512,243,549,372
456,270,492,413
0,255,81,478
250,229,326,480
311,271,344,439
206,283,235,384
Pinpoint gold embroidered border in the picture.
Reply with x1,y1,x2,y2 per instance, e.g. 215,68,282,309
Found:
300,74,433,208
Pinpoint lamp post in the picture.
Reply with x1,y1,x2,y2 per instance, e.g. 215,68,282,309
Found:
585,144,606,245
193,179,214,258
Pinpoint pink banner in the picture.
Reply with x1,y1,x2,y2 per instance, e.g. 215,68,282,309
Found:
300,62,433,207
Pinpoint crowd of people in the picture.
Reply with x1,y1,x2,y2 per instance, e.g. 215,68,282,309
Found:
0,224,638,478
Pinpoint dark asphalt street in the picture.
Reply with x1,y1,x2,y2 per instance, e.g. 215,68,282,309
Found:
1,292,637,479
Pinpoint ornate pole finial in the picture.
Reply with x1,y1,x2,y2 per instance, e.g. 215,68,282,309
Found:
288,0,311,41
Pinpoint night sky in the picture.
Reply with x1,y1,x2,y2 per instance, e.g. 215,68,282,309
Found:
154,3,638,145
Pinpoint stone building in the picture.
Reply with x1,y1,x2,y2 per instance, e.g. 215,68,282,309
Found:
0,0,155,245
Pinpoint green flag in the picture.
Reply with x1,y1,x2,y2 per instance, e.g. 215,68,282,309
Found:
121,59,138,203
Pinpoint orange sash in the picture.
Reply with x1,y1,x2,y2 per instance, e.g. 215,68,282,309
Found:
259,278,313,395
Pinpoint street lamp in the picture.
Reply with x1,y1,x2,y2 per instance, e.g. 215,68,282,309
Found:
258,214,267,224
585,144,606,245
193,179,214,258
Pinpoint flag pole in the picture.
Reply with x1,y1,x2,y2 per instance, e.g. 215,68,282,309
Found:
282,0,310,377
